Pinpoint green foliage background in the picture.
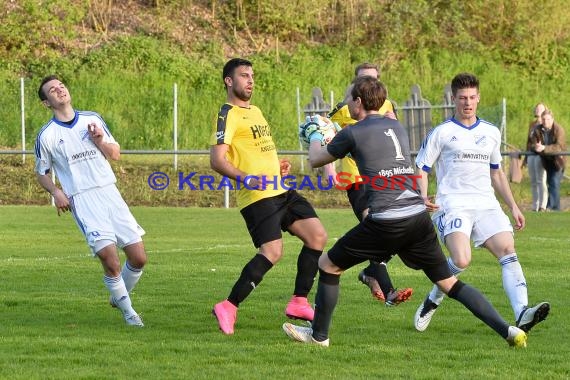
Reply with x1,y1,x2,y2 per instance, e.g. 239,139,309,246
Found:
1,0,569,150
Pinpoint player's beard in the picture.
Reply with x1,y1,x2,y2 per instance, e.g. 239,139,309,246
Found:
233,87,252,102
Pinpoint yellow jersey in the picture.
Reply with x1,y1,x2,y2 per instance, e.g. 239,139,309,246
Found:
329,99,395,184
211,103,286,209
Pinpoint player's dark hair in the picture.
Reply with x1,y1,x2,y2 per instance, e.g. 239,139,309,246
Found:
351,76,387,111
38,75,60,101
451,73,479,96
354,62,379,77
222,58,252,86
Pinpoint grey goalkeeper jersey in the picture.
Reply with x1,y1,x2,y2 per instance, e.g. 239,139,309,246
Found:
327,114,425,218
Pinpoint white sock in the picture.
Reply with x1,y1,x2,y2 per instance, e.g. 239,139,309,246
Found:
104,275,137,318
122,261,143,293
429,257,465,305
499,253,528,320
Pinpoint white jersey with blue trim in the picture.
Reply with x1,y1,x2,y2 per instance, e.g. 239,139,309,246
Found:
34,110,118,197
415,117,502,210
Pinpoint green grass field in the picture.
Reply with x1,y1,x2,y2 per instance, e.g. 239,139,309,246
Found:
0,206,568,379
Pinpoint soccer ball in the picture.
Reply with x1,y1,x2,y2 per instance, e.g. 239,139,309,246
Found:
298,115,340,149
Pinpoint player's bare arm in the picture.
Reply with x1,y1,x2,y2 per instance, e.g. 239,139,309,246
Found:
308,141,336,168
418,168,439,212
210,144,264,189
490,168,525,230
36,173,70,216
88,123,120,160
323,162,339,186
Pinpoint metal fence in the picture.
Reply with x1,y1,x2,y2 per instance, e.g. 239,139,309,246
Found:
5,80,506,162
0,82,516,206
6,84,568,209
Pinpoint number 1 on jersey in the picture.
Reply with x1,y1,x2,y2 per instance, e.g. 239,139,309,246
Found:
384,129,405,161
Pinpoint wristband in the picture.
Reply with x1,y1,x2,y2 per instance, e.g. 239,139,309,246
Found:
309,131,324,143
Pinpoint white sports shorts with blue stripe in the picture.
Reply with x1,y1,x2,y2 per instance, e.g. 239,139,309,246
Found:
70,184,145,255
432,207,513,248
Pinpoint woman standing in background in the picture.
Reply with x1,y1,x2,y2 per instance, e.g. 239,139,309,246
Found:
525,103,548,211
533,109,567,211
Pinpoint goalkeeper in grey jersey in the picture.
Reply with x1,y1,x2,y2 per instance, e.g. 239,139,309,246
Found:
283,75,528,348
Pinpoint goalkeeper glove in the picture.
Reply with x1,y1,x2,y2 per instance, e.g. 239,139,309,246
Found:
299,115,339,148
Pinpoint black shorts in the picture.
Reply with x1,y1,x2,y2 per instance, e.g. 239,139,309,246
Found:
345,183,368,222
327,211,452,283
240,190,319,248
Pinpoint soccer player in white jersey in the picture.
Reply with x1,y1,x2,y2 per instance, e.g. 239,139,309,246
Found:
414,72,549,333
34,75,147,327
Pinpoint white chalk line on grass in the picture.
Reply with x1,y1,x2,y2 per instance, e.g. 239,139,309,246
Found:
148,244,250,254
0,244,251,264
0,254,92,263
522,236,570,242
5,234,564,265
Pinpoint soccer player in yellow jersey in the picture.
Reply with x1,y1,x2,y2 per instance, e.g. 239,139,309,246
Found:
328,62,413,306
210,58,327,335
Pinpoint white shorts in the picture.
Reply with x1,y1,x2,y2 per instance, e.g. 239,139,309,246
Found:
432,207,513,247
70,184,145,255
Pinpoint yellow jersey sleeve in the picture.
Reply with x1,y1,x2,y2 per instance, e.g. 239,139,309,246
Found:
379,99,395,116
211,103,286,208
329,102,355,128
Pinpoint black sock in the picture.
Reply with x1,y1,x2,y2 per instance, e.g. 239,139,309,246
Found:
364,260,394,296
227,254,273,307
447,280,510,338
293,246,322,297
311,270,340,342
